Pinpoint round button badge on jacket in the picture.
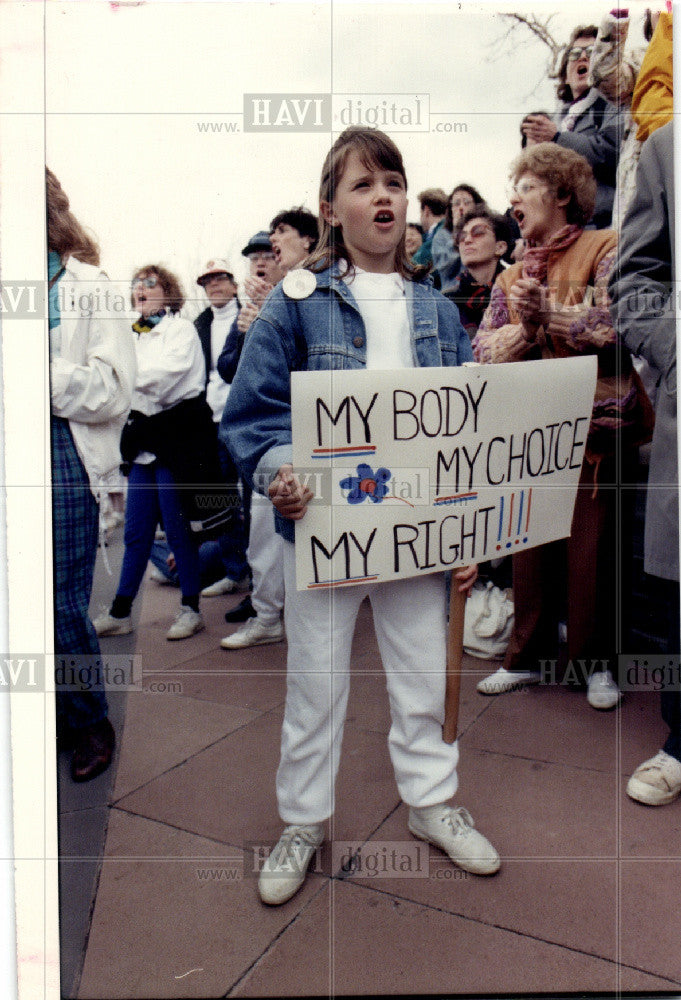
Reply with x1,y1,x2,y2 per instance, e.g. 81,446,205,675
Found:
282,269,317,300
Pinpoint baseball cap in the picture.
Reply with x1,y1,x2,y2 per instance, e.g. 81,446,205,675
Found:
197,258,234,286
241,231,273,257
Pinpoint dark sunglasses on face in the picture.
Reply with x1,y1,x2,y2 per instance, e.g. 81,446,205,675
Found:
457,224,494,246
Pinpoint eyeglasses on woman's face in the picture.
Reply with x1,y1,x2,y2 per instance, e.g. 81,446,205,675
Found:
567,45,594,61
507,180,544,201
131,275,159,290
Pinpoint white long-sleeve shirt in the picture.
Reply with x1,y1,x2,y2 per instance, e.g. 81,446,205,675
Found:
206,299,238,421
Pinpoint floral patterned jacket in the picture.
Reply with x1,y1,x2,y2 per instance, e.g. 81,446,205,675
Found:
472,229,651,458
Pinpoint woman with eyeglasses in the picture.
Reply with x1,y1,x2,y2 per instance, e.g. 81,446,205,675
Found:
94,265,210,641
443,207,511,338
520,24,623,229
472,143,653,710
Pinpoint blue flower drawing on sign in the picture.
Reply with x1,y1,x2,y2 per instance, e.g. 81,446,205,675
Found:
340,463,392,505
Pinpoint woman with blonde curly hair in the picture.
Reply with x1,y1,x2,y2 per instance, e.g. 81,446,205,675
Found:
472,143,651,709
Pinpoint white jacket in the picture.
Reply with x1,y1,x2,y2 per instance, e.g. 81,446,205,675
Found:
131,311,205,416
50,256,136,499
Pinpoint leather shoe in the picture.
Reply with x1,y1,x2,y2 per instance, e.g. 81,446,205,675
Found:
224,595,256,624
71,717,116,782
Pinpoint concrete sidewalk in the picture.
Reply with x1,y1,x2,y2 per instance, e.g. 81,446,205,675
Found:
70,572,681,998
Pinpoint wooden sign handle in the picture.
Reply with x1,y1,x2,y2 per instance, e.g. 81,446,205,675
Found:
443,583,467,744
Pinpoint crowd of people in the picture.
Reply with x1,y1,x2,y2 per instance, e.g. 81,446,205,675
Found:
50,9,679,908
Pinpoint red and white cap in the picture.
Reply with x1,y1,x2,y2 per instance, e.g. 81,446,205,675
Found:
197,258,233,286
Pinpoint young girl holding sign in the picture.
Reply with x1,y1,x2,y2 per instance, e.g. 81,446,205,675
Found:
222,127,500,905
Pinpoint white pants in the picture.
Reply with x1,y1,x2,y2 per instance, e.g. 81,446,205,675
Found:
278,542,459,824
247,495,285,624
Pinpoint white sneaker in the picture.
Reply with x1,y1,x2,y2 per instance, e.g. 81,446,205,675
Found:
148,565,172,585
408,804,500,875
258,823,324,905
166,606,204,641
93,612,133,637
626,750,681,806
220,616,284,649
587,670,621,710
476,666,540,695
200,575,250,598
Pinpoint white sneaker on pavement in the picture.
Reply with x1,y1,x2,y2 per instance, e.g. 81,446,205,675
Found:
626,750,681,806
408,804,500,875
587,669,621,710
220,616,284,649
93,612,133,637
476,666,540,695
166,606,204,641
200,575,250,598
148,565,172,585
258,823,324,905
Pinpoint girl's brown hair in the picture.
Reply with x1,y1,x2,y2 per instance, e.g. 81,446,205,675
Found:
130,265,185,314
305,126,429,280
46,167,100,266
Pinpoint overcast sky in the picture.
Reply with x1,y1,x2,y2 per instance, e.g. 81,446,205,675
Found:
8,0,659,312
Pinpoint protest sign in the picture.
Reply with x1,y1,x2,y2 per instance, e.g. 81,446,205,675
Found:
292,356,598,590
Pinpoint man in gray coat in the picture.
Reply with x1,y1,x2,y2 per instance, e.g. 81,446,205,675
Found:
608,120,681,805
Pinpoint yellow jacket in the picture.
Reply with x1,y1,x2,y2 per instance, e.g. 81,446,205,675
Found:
631,12,673,142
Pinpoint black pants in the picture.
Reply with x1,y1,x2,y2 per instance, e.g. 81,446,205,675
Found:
658,577,681,762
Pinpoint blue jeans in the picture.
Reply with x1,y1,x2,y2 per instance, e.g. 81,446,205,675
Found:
117,461,201,603
216,438,249,582
150,537,242,590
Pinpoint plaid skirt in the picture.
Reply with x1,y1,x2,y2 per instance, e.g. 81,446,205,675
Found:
51,415,107,728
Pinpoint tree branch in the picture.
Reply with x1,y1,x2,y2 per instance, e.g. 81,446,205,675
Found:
488,12,563,79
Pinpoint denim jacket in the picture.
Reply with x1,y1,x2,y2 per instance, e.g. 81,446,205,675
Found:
220,263,472,542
